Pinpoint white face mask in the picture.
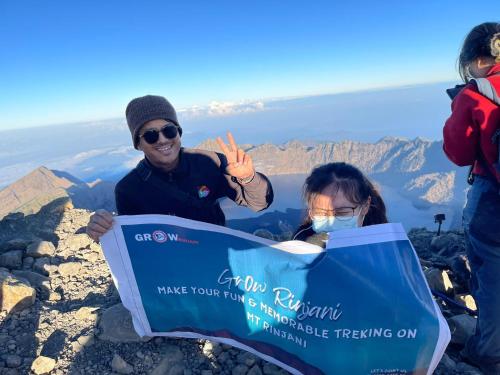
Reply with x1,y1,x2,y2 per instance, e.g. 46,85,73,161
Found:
311,215,360,233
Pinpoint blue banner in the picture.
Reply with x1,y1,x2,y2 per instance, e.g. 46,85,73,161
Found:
101,216,449,375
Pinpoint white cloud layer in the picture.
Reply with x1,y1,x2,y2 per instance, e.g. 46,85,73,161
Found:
179,101,265,119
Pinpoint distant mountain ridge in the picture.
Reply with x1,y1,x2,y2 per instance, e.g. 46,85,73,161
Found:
0,166,115,219
0,137,467,229
197,136,468,210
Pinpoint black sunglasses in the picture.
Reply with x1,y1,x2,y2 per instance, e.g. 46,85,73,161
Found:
140,124,179,144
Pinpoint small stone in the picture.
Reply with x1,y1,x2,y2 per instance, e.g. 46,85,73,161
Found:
48,292,61,301
457,294,477,312
135,351,144,359
150,345,184,375
217,352,230,364
26,241,55,258
201,371,213,375
5,355,22,368
436,353,456,373
111,354,133,375
12,270,50,292
203,341,214,356
167,364,185,375
0,238,30,253
237,352,256,367
0,250,23,269
455,362,483,375
154,337,163,345
0,270,36,313
32,258,51,276
431,233,461,253
262,363,282,375
82,252,100,262
424,268,454,296
232,364,249,375
248,365,263,375
75,306,98,320
63,234,92,251
58,262,82,277
448,314,477,345
22,257,35,270
77,335,94,347
98,303,151,343
71,341,83,352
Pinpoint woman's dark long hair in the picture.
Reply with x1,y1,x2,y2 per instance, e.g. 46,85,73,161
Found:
458,22,500,82
301,162,388,227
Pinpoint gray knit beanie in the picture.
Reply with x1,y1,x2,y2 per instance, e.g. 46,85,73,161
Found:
125,95,182,149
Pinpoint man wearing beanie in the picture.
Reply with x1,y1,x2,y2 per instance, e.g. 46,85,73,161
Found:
86,95,273,241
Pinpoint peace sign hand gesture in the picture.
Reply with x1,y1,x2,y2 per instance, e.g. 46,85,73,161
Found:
216,132,255,181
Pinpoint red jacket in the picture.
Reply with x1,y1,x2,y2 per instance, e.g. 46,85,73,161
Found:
443,64,500,179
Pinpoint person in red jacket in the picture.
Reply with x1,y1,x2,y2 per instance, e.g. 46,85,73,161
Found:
443,22,500,375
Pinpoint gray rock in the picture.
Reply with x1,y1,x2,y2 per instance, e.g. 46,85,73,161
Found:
75,306,99,321
232,364,249,375
63,234,92,251
262,363,282,375
32,258,51,276
247,365,263,375
111,354,133,375
0,270,36,313
76,335,94,347
456,294,477,312
217,351,230,364
5,355,22,368
0,238,31,253
150,345,184,375
447,254,471,288
98,303,151,343
448,314,477,345
22,257,34,270
237,352,257,367
424,268,454,296
11,270,50,293
26,241,55,258
58,262,82,277
202,341,214,356
435,353,456,373
31,356,56,375
431,233,461,253
0,250,23,269
455,362,483,374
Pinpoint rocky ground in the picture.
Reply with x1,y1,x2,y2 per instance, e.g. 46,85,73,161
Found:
0,199,485,374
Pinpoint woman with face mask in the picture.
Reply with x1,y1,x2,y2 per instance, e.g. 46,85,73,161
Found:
292,162,388,246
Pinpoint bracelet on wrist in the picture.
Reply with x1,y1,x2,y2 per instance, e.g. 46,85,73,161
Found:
238,172,256,185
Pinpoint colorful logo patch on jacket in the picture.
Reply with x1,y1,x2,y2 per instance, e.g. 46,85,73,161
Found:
198,185,210,198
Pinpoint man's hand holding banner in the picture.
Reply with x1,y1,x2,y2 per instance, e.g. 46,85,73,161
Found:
100,215,450,374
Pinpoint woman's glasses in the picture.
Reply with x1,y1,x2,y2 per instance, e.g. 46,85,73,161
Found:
140,124,178,144
309,207,358,221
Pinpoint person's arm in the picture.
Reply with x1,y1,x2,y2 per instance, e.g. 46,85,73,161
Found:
214,132,273,211
443,86,480,166
223,170,274,212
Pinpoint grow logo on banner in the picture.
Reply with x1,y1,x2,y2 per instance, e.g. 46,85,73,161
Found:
134,230,199,245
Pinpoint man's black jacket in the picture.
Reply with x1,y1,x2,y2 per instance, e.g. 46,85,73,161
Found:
115,148,273,226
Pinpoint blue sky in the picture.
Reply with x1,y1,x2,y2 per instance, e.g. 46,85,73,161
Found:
0,1,499,130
